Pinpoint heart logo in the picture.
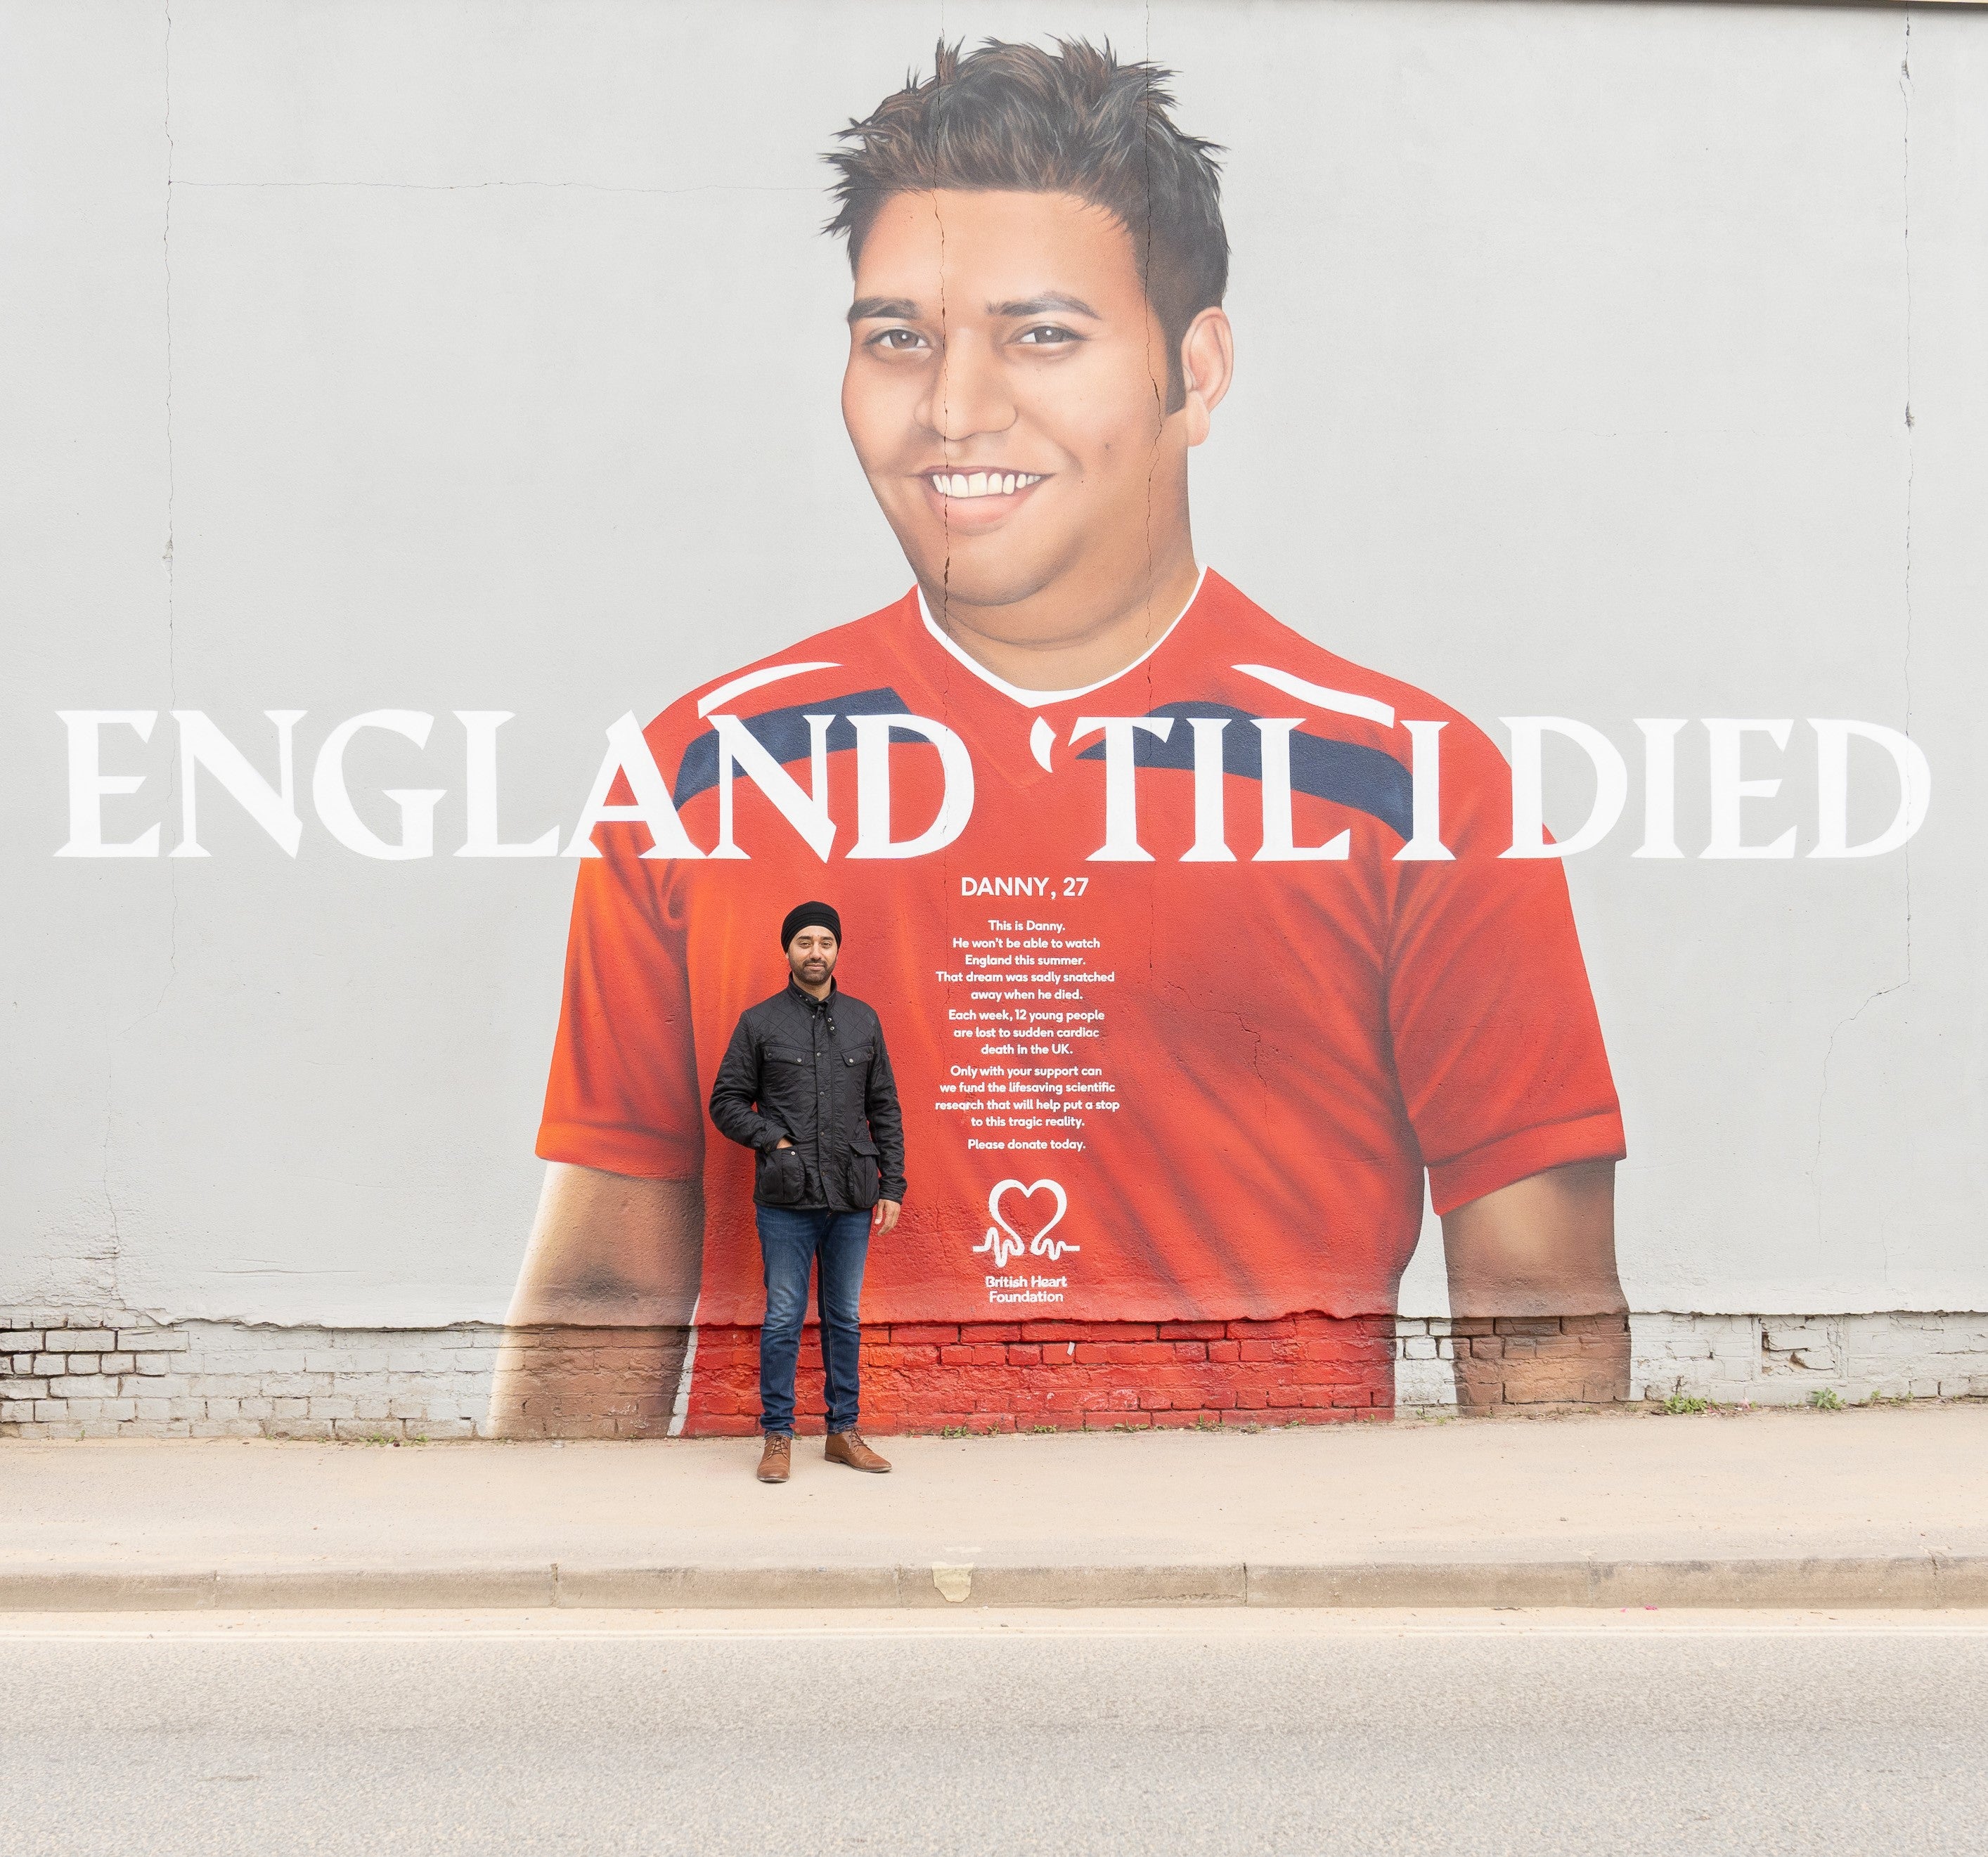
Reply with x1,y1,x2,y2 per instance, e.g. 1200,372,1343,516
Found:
988,1177,1068,1248
972,1179,1078,1269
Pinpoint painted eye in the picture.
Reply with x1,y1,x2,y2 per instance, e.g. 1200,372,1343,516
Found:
870,328,929,351
1016,325,1079,346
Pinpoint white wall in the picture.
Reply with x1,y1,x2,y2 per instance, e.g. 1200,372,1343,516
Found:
4,0,1982,1324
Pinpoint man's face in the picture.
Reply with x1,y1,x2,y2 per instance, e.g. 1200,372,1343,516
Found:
787,928,839,988
841,189,1189,628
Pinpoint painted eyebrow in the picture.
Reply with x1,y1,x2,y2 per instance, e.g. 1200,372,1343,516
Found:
848,296,921,324
846,292,1104,325
990,294,1101,319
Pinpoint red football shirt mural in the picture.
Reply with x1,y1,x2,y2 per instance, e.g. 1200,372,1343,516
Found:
493,35,1634,1435
537,571,1624,1334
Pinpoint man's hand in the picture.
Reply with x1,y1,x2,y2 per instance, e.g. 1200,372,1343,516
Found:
775,1137,793,1148
872,1197,901,1235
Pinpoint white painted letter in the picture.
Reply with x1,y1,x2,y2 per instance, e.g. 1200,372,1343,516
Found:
848,713,974,858
1393,720,1453,862
1180,717,1234,862
1703,718,1795,859
55,711,160,858
564,712,703,860
456,711,557,857
311,711,446,861
1072,716,1174,862
1254,719,1350,862
708,713,835,862
1632,718,1687,860
172,710,304,858
1502,718,1628,859
1811,719,1931,858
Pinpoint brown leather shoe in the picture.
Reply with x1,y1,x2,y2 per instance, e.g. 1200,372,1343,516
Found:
824,1430,891,1473
756,1433,792,1483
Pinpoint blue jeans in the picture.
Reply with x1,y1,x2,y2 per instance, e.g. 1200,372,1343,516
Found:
755,1205,871,1436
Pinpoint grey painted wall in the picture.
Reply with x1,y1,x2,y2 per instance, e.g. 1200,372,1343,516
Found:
4,0,1981,1324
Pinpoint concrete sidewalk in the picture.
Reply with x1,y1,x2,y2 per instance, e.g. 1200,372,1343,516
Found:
4,1404,1986,1610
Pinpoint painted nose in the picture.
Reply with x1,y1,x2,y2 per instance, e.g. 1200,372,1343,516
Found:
919,333,1016,444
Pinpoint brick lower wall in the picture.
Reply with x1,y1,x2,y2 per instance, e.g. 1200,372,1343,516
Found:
0,1313,498,1441
4,1306,1987,1439
683,1314,1398,1435
1630,1311,1988,1404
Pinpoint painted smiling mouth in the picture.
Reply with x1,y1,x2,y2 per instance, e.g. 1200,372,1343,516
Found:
927,471,1045,499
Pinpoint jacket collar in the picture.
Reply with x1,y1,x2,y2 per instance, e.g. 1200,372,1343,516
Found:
785,975,836,1011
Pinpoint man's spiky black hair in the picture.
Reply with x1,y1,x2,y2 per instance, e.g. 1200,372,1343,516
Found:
825,37,1228,404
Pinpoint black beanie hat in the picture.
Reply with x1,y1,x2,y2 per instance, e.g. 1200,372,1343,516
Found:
780,900,841,951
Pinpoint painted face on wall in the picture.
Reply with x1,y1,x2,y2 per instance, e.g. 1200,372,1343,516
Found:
840,188,1190,632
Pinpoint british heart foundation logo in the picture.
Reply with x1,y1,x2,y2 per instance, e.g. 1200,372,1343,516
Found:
971,1178,1080,1270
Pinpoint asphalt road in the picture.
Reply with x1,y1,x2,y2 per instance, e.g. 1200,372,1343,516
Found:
2,1610,1984,1857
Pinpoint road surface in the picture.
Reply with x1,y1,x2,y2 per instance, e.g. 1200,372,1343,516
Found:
2,1609,1983,1856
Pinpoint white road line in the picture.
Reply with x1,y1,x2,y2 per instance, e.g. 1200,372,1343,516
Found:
4,1610,1988,1643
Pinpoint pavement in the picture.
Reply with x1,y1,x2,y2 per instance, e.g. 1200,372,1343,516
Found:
5,1402,1987,1610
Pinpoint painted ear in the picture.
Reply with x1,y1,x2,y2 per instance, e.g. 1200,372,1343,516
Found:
1178,306,1235,446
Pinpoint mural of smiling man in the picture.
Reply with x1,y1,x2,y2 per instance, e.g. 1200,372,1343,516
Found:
489,37,1629,1440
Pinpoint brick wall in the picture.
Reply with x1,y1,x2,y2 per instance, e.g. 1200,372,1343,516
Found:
5,1305,1987,1439
683,1314,1398,1435
1632,1312,1988,1405
0,1311,498,1440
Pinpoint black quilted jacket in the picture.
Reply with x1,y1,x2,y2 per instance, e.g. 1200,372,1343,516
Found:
708,980,907,1211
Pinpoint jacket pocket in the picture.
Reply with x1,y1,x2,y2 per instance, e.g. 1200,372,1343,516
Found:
757,1143,808,1207
763,1045,813,1126
846,1132,882,1210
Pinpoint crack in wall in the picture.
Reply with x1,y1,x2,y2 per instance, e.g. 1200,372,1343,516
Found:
175,180,814,195
936,186,950,628
160,0,179,848
1809,15,1918,1247
96,0,190,1307
1900,9,1915,828
1141,12,1162,1010
96,1059,126,1308
1162,983,1270,1124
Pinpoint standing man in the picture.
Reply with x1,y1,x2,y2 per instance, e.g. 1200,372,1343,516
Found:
709,902,905,1483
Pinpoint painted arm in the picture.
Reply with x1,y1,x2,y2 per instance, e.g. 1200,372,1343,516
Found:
1438,1159,1628,1407
485,1162,704,1439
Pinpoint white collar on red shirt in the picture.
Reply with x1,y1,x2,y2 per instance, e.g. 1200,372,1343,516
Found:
915,566,1208,707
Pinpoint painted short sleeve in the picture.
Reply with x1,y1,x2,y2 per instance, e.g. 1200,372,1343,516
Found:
1387,719,1625,1215
536,830,705,1180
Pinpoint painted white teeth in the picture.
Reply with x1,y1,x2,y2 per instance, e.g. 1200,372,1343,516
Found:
933,472,1041,498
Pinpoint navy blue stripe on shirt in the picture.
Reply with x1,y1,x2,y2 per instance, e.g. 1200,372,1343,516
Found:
671,687,912,808
1074,702,1413,840
673,690,1412,841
